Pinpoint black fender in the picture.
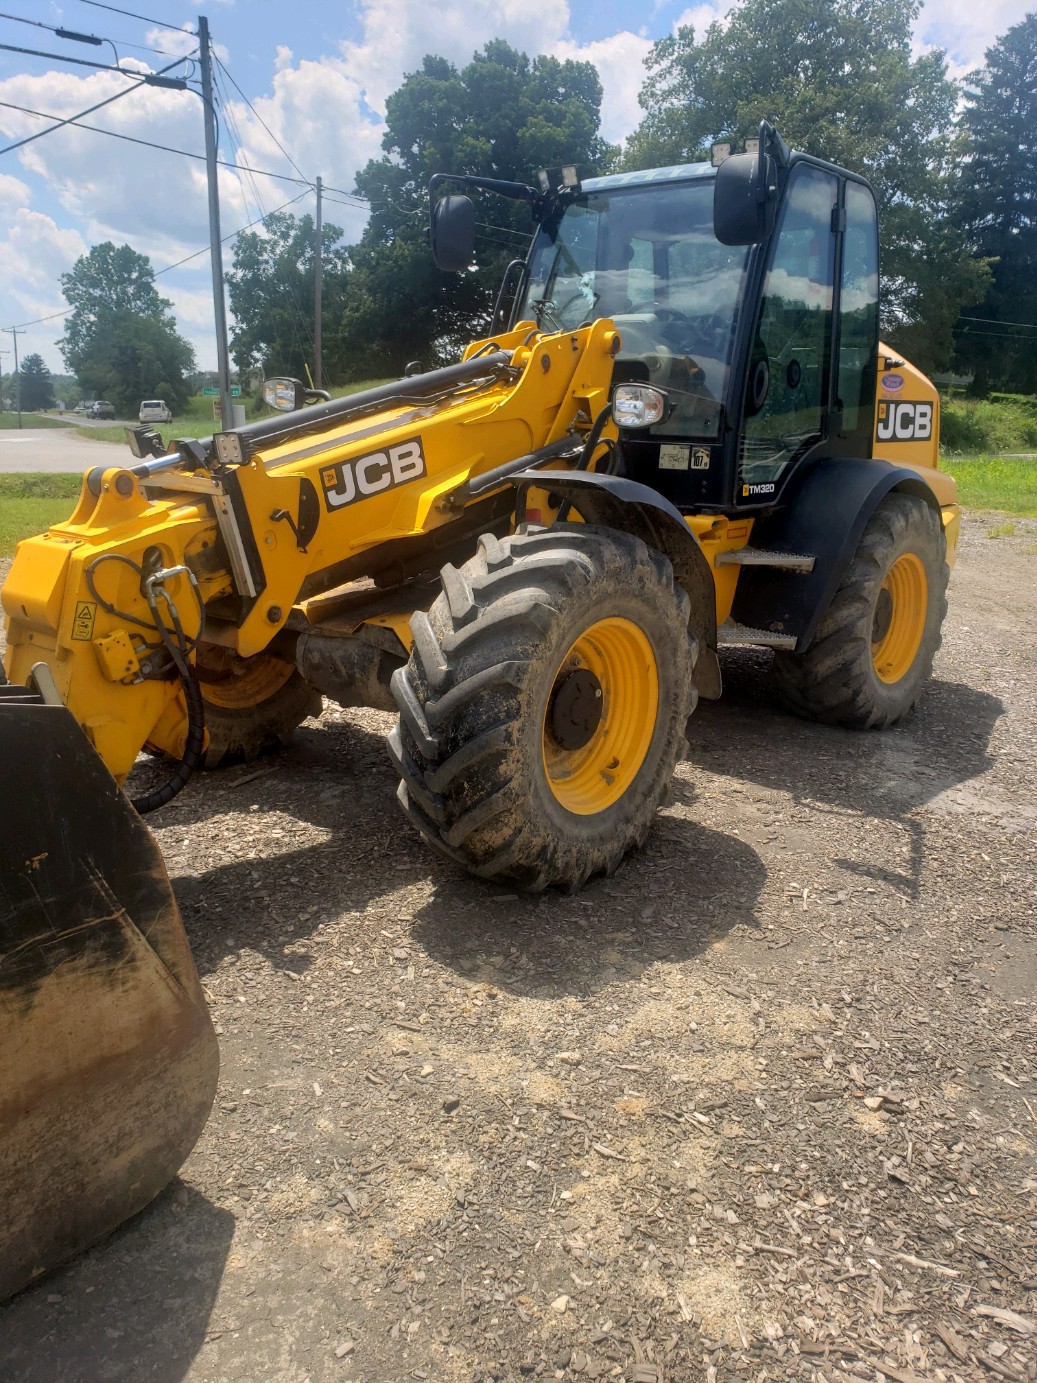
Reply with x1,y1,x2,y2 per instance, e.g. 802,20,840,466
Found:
731,456,942,653
513,469,722,698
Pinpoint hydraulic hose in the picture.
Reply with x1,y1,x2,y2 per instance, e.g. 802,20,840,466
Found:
130,572,207,815
131,640,205,815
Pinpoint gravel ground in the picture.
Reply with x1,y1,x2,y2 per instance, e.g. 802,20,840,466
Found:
2,511,1035,1383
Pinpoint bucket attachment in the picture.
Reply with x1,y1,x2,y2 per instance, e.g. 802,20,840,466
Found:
0,690,219,1301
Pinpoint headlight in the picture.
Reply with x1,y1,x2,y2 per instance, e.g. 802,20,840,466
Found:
612,384,669,428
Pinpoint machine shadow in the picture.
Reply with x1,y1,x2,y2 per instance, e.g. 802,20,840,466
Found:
149,705,769,989
409,817,768,999
682,648,1004,897
147,642,1001,972
0,1182,235,1383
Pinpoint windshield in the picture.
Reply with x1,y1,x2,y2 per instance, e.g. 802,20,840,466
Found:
517,178,751,439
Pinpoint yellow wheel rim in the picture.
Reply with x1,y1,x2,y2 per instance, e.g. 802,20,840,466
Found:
542,616,659,816
871,553,927,684
200,652,295,709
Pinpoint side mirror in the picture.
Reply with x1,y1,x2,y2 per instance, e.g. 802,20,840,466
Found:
430,195,475,272
713,149,779,246
263,378,306,412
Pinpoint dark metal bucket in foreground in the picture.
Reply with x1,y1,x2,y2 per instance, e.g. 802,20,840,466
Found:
0,694,219,1301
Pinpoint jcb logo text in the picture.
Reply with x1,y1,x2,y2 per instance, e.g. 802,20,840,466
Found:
320,437,427,511
876,401,933,443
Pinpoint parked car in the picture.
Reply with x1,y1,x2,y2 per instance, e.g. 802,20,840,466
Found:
73,403,91,415
138,399,173,424
89,401,115,419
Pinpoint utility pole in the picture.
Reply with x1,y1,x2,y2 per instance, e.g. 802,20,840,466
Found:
8,328,25,428
314,175,323,390
198,16,233,430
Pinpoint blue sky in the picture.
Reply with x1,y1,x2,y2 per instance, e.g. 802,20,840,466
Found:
0,0,1031,376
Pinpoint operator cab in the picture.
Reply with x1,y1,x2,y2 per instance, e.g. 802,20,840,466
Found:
431,127,880,515
514,150,879,513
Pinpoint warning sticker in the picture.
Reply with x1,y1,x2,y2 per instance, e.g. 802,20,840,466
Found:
71,601,96,641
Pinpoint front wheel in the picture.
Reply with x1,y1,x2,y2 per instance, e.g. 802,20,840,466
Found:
389,526,700,892
772,493,948,728
193,646,322,768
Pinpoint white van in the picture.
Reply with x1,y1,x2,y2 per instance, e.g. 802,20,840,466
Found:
139,399,173,424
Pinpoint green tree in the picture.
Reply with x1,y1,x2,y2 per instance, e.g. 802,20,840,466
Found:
226,211,351,381
624,0,990,373
953,14,1037,393
73,313,195,416
59,243,195,411
18,354,55,411
340,41,616,375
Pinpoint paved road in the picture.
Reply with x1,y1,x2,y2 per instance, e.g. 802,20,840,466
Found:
0,426,130,473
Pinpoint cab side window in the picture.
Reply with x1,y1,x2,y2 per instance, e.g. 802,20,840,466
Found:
838,182,879,435
740,165,837,493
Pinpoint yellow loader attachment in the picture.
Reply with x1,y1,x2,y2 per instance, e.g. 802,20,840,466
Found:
0,684,218,1301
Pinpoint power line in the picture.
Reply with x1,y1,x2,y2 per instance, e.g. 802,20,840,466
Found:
953,325,1037,340
0,10,102,42
959,314,1037,330
76,0,191,30
156,189,311,276
3,189,312,332
0,9,178,60
214,54,308,184
213,64,312,368
0,96,331,195
0,40,176,77
0,53,191,155
0,97,370,210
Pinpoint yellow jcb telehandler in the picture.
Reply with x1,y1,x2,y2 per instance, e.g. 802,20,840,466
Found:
0,123,958,1290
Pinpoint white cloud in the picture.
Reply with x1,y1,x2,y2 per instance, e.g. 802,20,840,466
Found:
555,32,653,145
674,3,729,36
911,0,1032,79
0,172,31,208
335,0,571,117
0,208,87,367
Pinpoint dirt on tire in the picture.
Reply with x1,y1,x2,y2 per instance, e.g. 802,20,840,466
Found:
2,510,1036,1383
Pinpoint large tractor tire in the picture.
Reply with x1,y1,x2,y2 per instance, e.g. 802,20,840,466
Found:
772,493,948,728
193,646,322,769
389,526,699,892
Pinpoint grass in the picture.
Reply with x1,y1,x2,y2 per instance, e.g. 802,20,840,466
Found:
4,414,1033,559
0,412,72,430
0,473,82,557
940,454,1037,516
940,395,1037,453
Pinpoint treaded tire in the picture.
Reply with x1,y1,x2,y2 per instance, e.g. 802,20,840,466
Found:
772,494,948,729
388,525,699,892
195,652,322,769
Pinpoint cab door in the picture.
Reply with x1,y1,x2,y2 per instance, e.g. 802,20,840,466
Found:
736,163,838,504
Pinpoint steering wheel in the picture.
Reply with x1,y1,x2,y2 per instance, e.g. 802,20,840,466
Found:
535,285,600,333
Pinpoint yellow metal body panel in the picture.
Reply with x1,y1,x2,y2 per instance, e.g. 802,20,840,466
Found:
686,515,755,626
93,629,141,683
228,320,620,657
872,342,959,567
873,343,941,469
2,470,219,781
1,322,621,782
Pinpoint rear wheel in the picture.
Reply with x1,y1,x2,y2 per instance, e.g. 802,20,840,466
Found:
389,526,699,892
194,646,322,768
772,493,948,728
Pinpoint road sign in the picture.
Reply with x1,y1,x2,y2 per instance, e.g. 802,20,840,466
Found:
202,387,218,396
202,386,241,396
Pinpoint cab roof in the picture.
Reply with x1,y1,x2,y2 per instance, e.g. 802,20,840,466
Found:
580,162,716,194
